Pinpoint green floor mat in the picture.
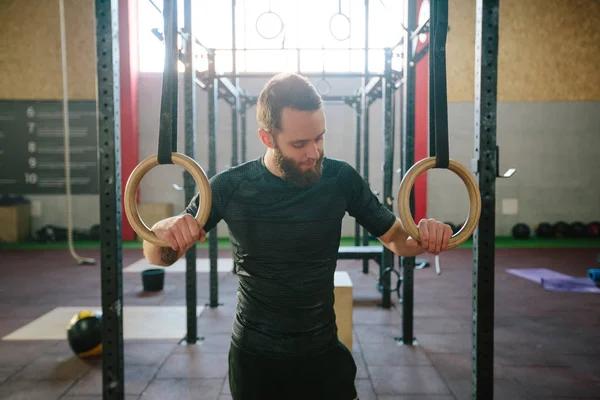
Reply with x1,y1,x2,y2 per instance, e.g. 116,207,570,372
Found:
1,236,598,251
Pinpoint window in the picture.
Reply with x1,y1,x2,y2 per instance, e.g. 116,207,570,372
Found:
138,0,405,74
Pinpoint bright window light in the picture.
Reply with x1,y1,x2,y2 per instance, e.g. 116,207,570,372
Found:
138,0,405,74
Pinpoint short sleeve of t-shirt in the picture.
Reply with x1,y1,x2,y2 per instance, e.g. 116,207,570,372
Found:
338,162,397,237
182,174,226,233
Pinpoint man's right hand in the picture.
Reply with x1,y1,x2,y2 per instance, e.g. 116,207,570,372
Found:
143,214,207,266
152,214,206,253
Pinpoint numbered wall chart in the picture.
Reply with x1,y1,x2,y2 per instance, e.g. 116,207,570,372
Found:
0,100,99,195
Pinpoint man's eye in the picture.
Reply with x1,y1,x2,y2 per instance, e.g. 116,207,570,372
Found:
292,143,304,148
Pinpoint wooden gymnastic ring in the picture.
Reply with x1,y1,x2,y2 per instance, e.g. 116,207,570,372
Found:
397,157,481,250
124,153,212,247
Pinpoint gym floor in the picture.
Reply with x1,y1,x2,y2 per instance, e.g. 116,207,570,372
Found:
1,246,599,399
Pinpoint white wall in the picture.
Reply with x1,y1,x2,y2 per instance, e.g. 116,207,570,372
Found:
427,101,600,235
138,73,600,238
137,73,402,238
23,74,600,239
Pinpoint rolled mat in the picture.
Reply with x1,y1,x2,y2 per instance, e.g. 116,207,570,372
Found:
507,268,600,293
588,269,600,282
541,277,600,293
506,268,571,283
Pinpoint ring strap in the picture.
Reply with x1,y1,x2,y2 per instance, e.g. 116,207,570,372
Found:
429,0,449,169
158,0,179,165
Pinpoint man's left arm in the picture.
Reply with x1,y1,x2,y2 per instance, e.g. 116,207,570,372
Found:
339,162,452,257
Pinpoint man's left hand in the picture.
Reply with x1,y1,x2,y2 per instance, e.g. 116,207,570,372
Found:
405,218,453,255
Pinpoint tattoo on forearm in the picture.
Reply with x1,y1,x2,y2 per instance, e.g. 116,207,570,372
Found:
160,247,179,265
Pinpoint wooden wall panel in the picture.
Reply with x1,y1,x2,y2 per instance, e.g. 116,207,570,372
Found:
0,0,96,100
0,0,598,102
447,0,600,102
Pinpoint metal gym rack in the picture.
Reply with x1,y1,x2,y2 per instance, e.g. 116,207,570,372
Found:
149,0,406,310
95,0,499,398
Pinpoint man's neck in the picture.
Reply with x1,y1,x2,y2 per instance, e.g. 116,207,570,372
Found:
263,149,282,178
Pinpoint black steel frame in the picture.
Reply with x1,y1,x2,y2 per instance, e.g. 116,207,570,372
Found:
399,0,418,348
96,1,124,398
147,0,398,309
95,0,498,397
182,0,201,344
190,0,402,309
197,51,396,310
395,1,498,399
472,0,498,397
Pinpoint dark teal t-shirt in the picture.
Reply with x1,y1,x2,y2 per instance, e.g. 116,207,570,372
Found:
184,156,396,358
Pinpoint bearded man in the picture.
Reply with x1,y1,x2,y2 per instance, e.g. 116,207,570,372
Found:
143,72,453,400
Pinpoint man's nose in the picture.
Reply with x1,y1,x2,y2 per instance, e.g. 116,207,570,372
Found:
307,142,319,159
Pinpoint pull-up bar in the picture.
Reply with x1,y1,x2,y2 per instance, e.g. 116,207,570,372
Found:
201,72,389,79
204,47,396,52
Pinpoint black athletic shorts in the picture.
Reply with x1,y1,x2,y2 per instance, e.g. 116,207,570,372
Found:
228,340,359,400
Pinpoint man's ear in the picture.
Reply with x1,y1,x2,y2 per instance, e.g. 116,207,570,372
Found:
258,128,275,149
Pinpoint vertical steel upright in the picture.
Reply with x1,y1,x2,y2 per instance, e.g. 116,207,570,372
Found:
361,0,370,274
95,0,124,398
207,51,220,307
231,0,239,167
182,0,199,344
240,100,247,163
354,100,361,246
391,85,396,148
472,0,498,397
231,102,239,166
399,0,417,345
380,48,394,309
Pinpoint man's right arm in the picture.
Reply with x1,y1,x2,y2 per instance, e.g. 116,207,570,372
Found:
143,171,227,266
143,242,182,267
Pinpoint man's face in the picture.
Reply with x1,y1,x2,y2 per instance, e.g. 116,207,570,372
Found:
272,108,326,188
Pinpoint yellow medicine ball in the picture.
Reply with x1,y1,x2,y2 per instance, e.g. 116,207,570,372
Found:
66,310,103,358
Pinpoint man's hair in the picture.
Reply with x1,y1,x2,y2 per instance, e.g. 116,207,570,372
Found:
257,73,323,133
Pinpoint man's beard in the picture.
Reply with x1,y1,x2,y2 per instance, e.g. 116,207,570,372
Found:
273,145,324,189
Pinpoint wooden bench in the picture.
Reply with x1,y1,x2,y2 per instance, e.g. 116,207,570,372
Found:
334,271,353,351
337,245,383,270
337,245,430,307
337,245,430,272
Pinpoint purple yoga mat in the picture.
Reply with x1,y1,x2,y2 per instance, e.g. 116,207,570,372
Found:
506,268,600,293
541,277,600,293
506,268,572,282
